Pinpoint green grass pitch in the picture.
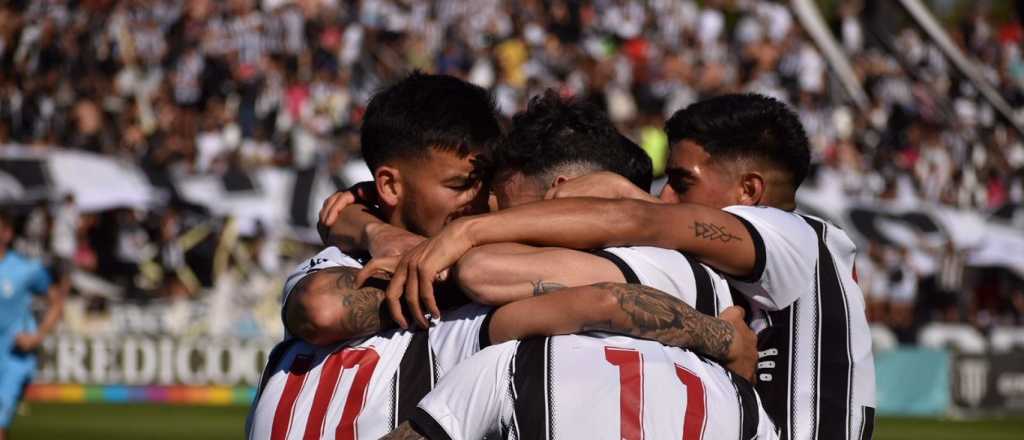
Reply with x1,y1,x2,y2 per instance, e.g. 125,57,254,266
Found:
8,402,1024,439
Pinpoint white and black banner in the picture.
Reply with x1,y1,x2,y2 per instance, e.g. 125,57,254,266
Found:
798,182,1024,279
953,353,1024,411
0,146,372,243
0,146,160,212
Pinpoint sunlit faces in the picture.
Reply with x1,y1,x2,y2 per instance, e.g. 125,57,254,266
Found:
658,140,743,209
394,148,491,236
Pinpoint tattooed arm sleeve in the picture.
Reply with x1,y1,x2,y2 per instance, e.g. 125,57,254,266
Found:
283,266,393,346
487,282,735,361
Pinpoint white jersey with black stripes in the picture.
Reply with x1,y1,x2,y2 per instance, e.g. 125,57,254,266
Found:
247,303,493,440
249,246,494,440
593,246,734,317
722,206,876,440
412,333,779,440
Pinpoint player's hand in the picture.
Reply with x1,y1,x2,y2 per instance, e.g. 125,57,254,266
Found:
356,255,400,286
720,306,758,382
382,219,475,329
318,181,379,227
545,171,659,203
14,332,44,352
365,222,426,258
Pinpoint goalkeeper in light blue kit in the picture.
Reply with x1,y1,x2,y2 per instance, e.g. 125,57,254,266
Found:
0,211,65,440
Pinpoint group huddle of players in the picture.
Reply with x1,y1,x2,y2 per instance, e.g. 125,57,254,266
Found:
245,72,876,440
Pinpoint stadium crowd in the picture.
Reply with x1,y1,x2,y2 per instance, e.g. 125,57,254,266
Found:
0,0,1022,341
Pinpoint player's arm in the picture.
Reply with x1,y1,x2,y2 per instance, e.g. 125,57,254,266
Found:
383,198,756,327
457,198,757,277
454,243,625,305
15,268,68,352
36,277,67,337
283,266,394,346
16,280,67,351
318,185,425,258
487,283,757,380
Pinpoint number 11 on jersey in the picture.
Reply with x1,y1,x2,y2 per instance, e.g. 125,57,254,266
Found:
604,347,707,440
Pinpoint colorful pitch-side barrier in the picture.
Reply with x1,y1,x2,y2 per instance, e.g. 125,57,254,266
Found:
25,385,257,406
20,328,1024,413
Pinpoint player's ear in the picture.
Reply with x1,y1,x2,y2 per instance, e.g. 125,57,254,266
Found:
550,175,571,188
737,172,765,206
375,165,402,208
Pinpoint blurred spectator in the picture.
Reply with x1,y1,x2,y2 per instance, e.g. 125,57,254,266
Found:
0,0,1019,338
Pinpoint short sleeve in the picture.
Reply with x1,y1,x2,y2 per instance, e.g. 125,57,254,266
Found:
414,342,517,440
721,206,818,310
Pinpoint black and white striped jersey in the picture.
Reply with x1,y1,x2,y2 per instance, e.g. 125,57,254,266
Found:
258,244,737,440
247,304,493,440
723,206,876,440
249,246,494,440
594,246,733,317
412,334,779,440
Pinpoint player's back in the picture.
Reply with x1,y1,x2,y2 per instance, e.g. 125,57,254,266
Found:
416,333,778,440
248,304,490,440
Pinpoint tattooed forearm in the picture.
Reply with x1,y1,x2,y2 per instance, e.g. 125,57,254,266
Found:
689,221,742,243
583,283,734,361
532,280,567,296
380,422,427,440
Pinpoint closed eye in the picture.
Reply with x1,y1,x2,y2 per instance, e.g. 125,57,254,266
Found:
447,176,479,191
666,169,694,195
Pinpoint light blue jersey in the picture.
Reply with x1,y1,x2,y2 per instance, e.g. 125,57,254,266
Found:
0,250,50,428
0,251,51,343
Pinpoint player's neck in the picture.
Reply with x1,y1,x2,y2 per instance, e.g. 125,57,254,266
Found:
380,205,405,230
760,190,797,211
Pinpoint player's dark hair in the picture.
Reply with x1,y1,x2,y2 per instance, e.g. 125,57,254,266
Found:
665,93,810,189
360,71,502,172
494,90,653,189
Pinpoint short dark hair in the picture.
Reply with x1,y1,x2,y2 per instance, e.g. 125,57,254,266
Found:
360,71,501,172
494,90,653,189
665,93,810,188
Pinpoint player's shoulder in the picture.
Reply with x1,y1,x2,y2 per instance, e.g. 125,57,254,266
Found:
603,245,684,261
725,205,819,249
475,338,522,360
793,212,859,258
598,245,697,273
600,245,727,285
724,205,810,229
428,303,495,358
6,251,40,268
792,212,850,237
438,303,493,323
